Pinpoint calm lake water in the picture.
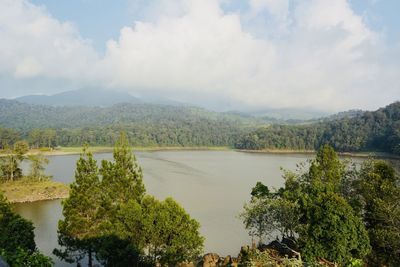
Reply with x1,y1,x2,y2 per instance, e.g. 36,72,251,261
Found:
14,150,316,266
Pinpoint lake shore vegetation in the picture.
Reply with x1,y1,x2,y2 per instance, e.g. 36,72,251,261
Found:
0,140,66,203
0,192,53,266
241,145,400,266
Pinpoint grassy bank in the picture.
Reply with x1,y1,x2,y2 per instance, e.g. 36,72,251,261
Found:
0,180,69,203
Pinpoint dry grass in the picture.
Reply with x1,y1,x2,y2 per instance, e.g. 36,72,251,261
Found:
0,180,69,203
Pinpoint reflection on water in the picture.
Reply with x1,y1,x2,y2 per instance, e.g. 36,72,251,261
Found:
14,150,316,266
13,200,69,266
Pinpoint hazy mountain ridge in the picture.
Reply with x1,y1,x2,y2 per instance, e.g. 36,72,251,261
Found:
14,88,189,108
0,99,262,131
14,89,336,122
14,89,141,107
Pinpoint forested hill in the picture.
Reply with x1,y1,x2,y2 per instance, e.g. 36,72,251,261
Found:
1,99,398,154
235,102,400,155
0,99,263,147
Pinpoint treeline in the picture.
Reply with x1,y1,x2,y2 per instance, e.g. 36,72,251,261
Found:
241,145,400,266
1,99,399,155
235,102,400,155
0,124,244,148
0,99,255,147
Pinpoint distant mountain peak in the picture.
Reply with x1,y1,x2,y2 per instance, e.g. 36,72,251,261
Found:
14,88,141,107
14,88,191,108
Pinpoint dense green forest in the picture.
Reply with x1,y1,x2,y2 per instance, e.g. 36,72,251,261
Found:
235,102,400,155
0,99,399,156
0,99,262,147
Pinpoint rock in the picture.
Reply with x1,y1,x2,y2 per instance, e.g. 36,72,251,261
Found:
260,240,301,259
202,253,220,267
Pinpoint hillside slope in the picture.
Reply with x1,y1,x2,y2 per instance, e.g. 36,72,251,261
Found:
0,99,261,147
235,102,400,155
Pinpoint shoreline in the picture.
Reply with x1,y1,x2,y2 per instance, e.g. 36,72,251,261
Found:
7,146,397,160
0,180,69,204
24,146,232,156
239,149,400,160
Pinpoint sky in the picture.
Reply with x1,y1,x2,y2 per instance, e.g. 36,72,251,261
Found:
0,0,399,112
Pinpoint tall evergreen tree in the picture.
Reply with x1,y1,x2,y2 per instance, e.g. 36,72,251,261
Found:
54,147,101,267
101,132,145,204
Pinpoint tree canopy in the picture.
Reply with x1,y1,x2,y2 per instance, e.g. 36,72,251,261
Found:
0,193,52,267
235,102,400,156
55,135,204,266
241,145,376,266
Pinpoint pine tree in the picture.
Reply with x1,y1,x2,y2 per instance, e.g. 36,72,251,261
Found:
54,147,101,267
101,133,145,204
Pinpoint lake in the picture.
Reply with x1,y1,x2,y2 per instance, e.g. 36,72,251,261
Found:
14,150,316,266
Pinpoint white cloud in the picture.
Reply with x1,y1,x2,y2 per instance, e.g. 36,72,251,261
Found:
99,0,276,98
0,0,97,83
99,0,396,111
14,56,42,78
0,0,398,111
